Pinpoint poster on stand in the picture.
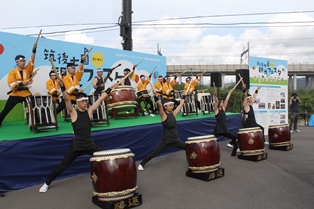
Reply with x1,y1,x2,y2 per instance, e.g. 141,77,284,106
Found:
249,56,288,135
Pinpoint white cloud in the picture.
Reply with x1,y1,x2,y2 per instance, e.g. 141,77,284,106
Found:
64,31,94,45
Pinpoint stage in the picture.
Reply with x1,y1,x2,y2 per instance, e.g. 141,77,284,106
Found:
0,113,242,192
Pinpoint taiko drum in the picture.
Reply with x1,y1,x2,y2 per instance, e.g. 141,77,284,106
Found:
105,86,137,109
90,148,137,201
237,127,265,156
268,124,291,147
185,135,220,173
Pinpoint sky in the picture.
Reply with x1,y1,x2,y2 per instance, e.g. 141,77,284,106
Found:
1,0,314,65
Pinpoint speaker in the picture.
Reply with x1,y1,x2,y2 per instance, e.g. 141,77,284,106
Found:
210,72,221,87
236,69,250,89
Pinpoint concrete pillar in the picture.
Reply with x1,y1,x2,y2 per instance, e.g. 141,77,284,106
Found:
199,75,203,85
311,76,314,89
178,75,182,84
221,73,225,89
305,76,309,91
293,73,297,91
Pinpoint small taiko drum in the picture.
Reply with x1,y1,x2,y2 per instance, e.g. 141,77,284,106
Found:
237,127,265,156
90,149,137,201
106,86,137,110
185,135,220,173
136,90,150,98
268,124,291,147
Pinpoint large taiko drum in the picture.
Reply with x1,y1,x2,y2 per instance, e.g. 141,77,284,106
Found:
90,148,137,201
268,124,291,147
105,86,137,110
185,135,221,173
237,127,265,156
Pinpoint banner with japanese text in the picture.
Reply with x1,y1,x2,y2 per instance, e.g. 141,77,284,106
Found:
0,31,166,99
249,56,288,134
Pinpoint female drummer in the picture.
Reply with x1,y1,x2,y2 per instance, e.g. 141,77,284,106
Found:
213,87,238,156
138,91,187,171
39,80,118,193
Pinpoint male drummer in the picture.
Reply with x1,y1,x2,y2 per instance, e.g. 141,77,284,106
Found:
154,75,164,98
93,68,112,95
183,75,201,112
46,70,66,115
162,75,179,108
0,42,37,127
120,67,134,86
137,74,155,116
242,83,268,144
39,80,118,193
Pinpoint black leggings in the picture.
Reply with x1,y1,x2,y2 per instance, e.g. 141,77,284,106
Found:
140,140,186,167
45,145,102,185
0,96,26,124
214,131,238,156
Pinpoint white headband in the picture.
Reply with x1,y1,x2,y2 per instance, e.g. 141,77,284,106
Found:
76,97,88,102
16,57,26,61
163,101,174,106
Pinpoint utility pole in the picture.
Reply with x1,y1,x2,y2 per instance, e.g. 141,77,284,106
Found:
119,0,133,51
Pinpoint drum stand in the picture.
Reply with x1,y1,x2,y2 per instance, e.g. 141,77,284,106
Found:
92,193,142,209
182,95,199,117
269,143,293,151
237,152,268,161
186,168,225,182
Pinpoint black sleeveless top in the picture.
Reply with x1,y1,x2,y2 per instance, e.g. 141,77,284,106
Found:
162,112,180,144
244,105,258,127
215,109,228,133
124,78,131,86
94,77,104,95
72,109,95,151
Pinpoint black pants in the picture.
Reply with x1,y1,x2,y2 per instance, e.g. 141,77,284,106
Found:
214,131,238,156
0,96,26,124
45,145,102,185
140,140,186,167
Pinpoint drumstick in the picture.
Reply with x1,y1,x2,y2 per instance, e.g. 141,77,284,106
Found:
117,69,135,86
35,29,42,45
49,58,62,80
213,82,217,95
238,73,245,85
85,47,93,56
233,77,243,90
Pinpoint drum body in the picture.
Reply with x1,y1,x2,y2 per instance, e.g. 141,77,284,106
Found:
26,95,56,125
106,86,137,109
237,127,265,156
90,149,137,201
182,94,197,113
136,90,150,99
185,135,220,173
88,94,106,121
268,124,291,147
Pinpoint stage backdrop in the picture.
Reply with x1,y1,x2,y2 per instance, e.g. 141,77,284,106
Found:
0,31,166,121
249,56,289,134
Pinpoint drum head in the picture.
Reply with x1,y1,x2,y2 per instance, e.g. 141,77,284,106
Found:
187,135,216,141
269,124,288,128
115,86,134,91
238,127,261,133
93,148,131,156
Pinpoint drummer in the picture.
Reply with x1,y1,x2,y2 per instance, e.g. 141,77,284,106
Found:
46,70,66,115
119,67,134,86
154,75,164,99
242,83,269,144
137,74,156,116
162,75,179,108
184,75,201,111
93,68,112,95
39,81,118,193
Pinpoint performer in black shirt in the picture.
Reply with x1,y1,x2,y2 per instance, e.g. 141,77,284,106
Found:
39,80,117,193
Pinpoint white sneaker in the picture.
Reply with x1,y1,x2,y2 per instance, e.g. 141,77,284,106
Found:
236,148,241,153
39,183,49,193
290,130,293,133
126,111,130,114
264,141,269,145
226,143,233,148
138,164,144,171
295,130,301,133
149,114,155,117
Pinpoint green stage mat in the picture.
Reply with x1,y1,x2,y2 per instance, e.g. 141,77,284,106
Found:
0,112,237,142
